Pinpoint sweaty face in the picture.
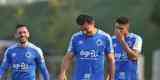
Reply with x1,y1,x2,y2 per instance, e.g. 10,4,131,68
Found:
114,23,129,36
80,22,95,34
16,27,30,44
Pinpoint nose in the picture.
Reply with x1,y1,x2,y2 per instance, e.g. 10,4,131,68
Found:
19,31,26,36
82,24,89,29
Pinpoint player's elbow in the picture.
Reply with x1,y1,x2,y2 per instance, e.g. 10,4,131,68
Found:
63,54,74,64
109,58,115,67
39,64,50,80
107,53,115,64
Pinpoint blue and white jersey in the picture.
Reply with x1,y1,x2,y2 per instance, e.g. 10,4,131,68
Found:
67,29,114,80
0,42,49,80
112,33,143,80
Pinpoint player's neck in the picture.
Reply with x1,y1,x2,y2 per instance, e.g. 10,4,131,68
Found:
92,28,97,35
86,28,97,36
18,41,29,47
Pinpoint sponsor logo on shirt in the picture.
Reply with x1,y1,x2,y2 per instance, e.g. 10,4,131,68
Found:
115,51,128,61
79,50,98,60
12,62,29,72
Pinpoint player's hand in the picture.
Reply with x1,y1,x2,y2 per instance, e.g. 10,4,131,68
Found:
115,29,125,43
106,77,114,80
106,75,115,80
58,73,66,80
106,76,109,80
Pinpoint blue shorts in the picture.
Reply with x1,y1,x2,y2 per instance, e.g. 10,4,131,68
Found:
72,73,104,80
115,61,138,80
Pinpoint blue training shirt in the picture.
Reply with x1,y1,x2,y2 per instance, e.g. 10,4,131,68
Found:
112,33,143,80
67,29,114,80
0,42,49,80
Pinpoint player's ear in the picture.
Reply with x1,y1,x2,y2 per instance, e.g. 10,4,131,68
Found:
14,32,19,38
27,31,30,38
126,24,130,30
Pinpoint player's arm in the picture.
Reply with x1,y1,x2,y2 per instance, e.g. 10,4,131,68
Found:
105,34,115,80
38,63,49,80
0,49,10,79
116,31,143,60
106,53,115,80
120,39,142,60
36,49,50,80
59,35,75,80
59,53,74,80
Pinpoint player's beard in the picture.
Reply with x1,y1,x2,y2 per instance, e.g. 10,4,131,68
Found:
81,28,93,36
18,36,28,44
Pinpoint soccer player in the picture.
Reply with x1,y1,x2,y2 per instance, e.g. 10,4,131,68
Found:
112,17,143,80
0,24,50,80
59,14,115,80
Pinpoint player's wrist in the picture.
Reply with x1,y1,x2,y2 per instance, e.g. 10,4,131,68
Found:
60,69,66,74
120,40,128,49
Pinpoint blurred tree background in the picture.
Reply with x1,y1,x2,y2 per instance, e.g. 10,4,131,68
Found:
0,0,160,80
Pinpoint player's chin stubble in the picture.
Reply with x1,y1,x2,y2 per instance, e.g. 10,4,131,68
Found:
18,37,28,44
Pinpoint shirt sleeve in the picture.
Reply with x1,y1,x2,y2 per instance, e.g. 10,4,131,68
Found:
0,48,11,78
67,35,75,55
105,34,114,55
35,48,50,80
35,48,45,64
132,36,143,53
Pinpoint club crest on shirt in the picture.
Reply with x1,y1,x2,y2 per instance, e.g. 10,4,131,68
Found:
25,52,32,58
127,40,133,47
113,43,117,47
96,39,103,46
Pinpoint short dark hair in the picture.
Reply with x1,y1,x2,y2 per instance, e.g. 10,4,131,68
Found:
115,16,129,25
76,14,95,25
16,24,28,29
